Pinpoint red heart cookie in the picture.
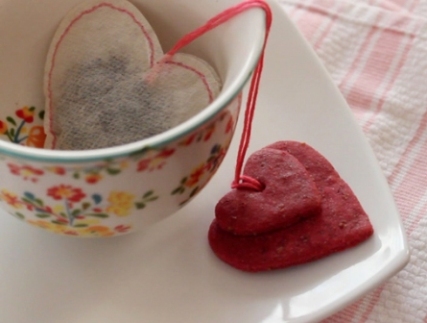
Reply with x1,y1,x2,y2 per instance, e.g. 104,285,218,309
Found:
215,148,322,235
209,141,374,272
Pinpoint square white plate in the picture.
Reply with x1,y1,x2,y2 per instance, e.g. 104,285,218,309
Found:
0,1,409,322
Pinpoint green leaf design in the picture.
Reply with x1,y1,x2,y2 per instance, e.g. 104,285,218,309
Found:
6,116,16,126
71,209,81,216
179,199,190,206
143,190,154,198
180,177,188,185
22,197,34,205
4,130,11,140
29,106,36,112
171,187,183,195
135,202,146,209
106,168,121,175
129,146,151,158
146,196,158,202
82,202,91,210
86,213,109,218
15,212,25,220
103,158,114,164
38,110,45,120
34,198,44,207
51,220,67,225
9,128,15,137
73,172,80,179
74,224,88,228
189,187,199,198
36,213,50,219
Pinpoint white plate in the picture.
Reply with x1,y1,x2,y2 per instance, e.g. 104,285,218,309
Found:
0,1,409,322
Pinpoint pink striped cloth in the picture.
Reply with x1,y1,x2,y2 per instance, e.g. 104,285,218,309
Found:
278,0,427,322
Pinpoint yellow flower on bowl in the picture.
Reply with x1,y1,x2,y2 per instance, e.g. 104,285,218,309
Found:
106,191,135,217
28,219,68,234
82,225,114,237
0,189,24,209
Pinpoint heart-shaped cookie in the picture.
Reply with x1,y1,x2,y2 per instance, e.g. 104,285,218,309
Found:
44,0,221,150
209,141,374,272
215,147,322,235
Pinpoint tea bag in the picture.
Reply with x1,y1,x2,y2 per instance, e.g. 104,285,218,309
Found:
44,0,222,150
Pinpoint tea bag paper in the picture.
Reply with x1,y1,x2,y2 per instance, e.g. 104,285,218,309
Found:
44,0,222,150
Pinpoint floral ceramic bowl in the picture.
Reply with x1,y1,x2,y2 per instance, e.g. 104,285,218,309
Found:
0,0,265,237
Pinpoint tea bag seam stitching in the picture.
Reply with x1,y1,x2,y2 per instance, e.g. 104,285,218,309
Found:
46,1,158,148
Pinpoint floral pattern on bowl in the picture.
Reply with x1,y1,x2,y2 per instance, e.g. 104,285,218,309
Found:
0,97,240,237
0,106,46,148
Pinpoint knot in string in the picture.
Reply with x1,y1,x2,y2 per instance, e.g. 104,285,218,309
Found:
166,0,273,192
232,175,265,191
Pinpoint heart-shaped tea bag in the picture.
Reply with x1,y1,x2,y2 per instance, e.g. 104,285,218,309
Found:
44,0,221,150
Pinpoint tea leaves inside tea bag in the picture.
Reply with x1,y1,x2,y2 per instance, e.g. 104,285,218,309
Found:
44,0,221,150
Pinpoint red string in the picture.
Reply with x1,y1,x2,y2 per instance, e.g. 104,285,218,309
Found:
167,0,272,191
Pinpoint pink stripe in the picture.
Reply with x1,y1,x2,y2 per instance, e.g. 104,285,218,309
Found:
389,129,427,226
373,0,409,11
362,33,416,131
388,116,427,185
322,301,361,322
388,105,427,191
298,0,336,42
47,2,156,148
344,29,408,121
328,286,386,323
286,0,319,23
325,299,363,323
295,12,326,42
404,196,427,235
164,60,215,102
287,2,305,19
391,144,427,204
338,14,383,94
359,286,387,322
313,2,341,50
392,0,410,8
389,14,419,30
407,0,421,13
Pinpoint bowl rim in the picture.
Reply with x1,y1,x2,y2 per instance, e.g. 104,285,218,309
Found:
0,7,266,164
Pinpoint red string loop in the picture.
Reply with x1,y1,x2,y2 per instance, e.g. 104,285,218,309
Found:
232,175,265,191
167,0,272,192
